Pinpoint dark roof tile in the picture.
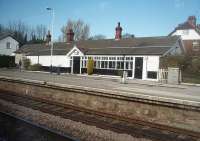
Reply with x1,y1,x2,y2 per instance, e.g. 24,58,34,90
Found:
16,36,179,56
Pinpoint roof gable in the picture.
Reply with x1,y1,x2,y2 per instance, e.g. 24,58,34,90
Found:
67,45,84,57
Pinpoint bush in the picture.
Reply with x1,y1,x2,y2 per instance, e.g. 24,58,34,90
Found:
87,58,94,75
0,55,16,68
117,70,123,77
28,64,42,71
23,58,31,70
191,57,200,74
160,55,191,70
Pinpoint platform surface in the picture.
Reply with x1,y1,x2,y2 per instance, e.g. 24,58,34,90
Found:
0,69,200,103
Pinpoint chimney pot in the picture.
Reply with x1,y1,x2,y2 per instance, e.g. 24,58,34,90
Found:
67,28,74,42
187,16,196,27
115,22,122,40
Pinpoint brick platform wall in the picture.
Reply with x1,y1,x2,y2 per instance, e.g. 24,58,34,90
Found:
0,79,199,132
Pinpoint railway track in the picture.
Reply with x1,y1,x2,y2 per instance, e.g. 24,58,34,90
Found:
0,91,199,141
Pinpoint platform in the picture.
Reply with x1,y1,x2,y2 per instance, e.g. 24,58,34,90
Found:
0,69,200,104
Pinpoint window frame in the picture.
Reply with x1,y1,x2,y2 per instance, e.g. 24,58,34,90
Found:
192,41,200,51
6,42,11,49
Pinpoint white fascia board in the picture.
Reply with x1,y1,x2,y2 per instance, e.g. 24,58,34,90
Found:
66,45,84,57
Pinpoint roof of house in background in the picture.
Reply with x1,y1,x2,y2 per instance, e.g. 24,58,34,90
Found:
169,18,200,36
16,36,180,56
0,32,18,41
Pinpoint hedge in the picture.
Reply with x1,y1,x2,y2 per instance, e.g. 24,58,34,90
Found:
23,58,31,70
28,64,42,71
160,55,200,74
0,55,16,68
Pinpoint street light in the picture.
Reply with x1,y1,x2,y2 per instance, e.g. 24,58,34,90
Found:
46,7,54,73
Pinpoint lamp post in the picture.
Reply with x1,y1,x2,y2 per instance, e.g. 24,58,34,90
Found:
46,7,54,73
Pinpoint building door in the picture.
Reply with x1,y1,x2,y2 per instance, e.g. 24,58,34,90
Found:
134,57,143,79
73,57,80,74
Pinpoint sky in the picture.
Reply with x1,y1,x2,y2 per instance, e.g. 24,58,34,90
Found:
0,0,200,40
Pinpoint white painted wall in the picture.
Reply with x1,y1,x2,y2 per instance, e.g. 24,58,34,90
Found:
171,29,200,40
27,56,38,64
141,56,159,81
27,54,160,81
0,36,19,56
27,55,71,67
146,56,159,71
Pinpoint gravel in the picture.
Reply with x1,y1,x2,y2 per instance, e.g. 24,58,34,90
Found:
0,99,152,141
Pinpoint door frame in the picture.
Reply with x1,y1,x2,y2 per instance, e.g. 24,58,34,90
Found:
72,56,81,74
67,45,84,74
134,57,143,79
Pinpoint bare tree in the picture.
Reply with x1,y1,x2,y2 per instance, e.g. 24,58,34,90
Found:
3,20,47,44
0,24,5,33
7,20,29,44
35,24,47,40
89,34,106,40
61,19,90,41
122,33,135,39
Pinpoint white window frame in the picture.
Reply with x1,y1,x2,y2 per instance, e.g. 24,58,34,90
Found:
192,41,200,51
6,42,11,49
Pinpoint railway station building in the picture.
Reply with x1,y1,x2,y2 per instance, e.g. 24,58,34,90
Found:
15,23,185,81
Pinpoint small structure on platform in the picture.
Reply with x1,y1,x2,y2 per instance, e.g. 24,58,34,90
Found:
15,22,185,82
168,67,182,84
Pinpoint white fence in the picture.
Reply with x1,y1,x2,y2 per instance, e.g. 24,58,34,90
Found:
159,68,168,83
159,68,182,84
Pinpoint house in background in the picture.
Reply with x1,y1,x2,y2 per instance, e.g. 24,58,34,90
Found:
0,32,19,56
15,23,185,81
169,16,200,55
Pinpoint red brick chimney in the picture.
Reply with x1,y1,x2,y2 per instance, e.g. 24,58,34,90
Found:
115,22,122,40
67,28,74,42
187,16,196,28
46,30,51,46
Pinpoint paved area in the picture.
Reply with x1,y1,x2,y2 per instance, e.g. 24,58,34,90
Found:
0,68,200,103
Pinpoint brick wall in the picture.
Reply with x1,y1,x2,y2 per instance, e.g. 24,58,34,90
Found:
0,79,199,132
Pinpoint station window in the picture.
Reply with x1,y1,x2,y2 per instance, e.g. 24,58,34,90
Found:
125,62,129,69
96,61,100,68
101,61,108,69
192,41,200,51
130,62,133,69
117,57,123,60
109,61,116,69
117,61,124,69
102,57,108,60
6,42,11,49
82,60,87,68
147,71,157,79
